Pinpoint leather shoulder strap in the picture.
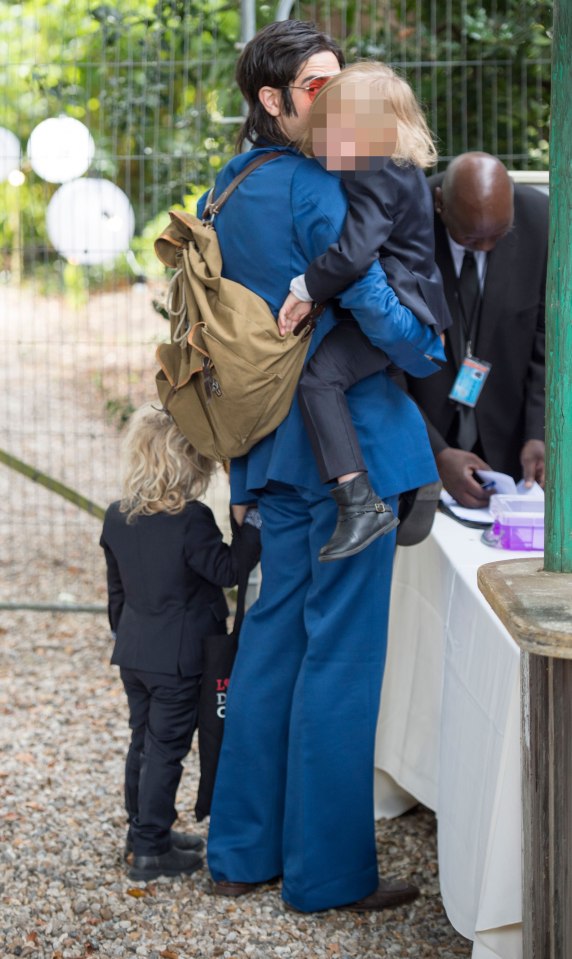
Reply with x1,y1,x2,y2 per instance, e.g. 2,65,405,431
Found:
204,150,283,220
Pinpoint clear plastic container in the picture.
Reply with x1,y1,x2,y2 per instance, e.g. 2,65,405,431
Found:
489,495,544,551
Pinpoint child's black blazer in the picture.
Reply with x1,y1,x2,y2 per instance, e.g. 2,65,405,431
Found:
100,501,260,677
305,158,451,335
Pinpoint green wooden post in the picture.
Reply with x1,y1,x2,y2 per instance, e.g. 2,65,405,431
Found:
545,0,572,572
478,5,572,955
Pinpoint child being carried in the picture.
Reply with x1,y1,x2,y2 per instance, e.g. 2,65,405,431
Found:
279,62,450,561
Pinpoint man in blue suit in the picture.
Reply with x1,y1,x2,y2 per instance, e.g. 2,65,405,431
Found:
204,20,445,913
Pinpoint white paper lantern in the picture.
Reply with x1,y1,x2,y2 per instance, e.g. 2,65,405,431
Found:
27,117,95,183
46,178,135,265
0,127,21,182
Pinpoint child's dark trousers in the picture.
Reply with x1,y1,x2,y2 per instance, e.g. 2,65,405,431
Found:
298,320,390,483
121,667,200,857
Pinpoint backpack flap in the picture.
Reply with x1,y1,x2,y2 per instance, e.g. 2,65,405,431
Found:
154,214,189,268
177,210,223,276
155,340,199,391
156,358,222,461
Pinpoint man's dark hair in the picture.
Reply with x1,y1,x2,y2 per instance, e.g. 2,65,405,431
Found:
235,19,344,151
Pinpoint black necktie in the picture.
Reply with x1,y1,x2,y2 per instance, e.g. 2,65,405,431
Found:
458,251,480,355
456,251,479,451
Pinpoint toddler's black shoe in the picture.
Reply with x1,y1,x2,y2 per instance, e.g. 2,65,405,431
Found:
319,473,399,562
128,846,203,882
125,828,204,861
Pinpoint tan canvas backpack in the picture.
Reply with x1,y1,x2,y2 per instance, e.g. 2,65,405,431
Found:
154,151,315,462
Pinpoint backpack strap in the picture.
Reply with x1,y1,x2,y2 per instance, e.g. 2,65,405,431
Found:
203,150,283,221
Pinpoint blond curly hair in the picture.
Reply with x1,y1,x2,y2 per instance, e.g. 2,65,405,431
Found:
303,61,437,169
119,404,216,523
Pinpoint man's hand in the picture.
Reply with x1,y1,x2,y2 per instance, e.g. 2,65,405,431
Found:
520,439,545,489
231,504,248,526
278,292,313,336
436,447,493,508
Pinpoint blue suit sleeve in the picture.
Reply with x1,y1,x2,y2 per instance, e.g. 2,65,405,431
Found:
291,167,445,377
229,457,249,504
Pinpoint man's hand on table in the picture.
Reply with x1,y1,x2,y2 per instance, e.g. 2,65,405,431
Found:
520,439,545,489
436,447,493,509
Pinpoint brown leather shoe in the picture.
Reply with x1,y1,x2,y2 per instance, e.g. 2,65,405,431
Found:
213,877,280,897
213,880,261,897
338,878,420,912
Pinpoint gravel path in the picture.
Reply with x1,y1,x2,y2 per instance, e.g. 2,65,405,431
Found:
1,609,472,959
2,284,471,957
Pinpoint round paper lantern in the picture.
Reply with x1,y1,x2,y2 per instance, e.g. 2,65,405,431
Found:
0,127,21,182
46,178,135,265
27,117,95,183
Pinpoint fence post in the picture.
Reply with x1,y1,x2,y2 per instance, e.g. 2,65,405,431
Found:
544,0,572,574
241,0,256,46
478,3,572,955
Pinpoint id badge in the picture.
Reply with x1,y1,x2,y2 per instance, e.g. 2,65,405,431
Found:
448,356,491,408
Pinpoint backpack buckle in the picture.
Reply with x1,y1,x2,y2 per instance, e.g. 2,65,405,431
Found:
203,357,222,400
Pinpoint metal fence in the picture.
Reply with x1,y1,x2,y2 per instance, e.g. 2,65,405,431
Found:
0,1,552,608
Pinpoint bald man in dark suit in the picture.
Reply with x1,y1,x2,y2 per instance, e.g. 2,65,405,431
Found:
406,152,547,508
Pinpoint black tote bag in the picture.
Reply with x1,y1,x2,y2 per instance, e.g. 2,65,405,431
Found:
194,559,250,821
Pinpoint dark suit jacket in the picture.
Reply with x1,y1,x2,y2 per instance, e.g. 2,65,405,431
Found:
305,158,451,334
406,178,547,480
100,501,261,677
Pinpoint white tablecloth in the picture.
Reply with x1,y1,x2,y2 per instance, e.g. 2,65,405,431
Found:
374,512,540,959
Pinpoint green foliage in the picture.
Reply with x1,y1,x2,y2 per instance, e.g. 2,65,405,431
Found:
331,0,552,168
1,0,251,278
104,396,137,430
131,183,209,279
0,0,553,279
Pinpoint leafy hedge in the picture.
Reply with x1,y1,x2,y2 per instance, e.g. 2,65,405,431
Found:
0,0,552,276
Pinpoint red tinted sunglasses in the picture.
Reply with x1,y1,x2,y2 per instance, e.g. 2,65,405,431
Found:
286,74,335,102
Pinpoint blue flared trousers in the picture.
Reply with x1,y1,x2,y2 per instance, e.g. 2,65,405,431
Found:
207,481,397,912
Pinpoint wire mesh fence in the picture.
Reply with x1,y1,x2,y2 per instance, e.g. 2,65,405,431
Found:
0,1,552,608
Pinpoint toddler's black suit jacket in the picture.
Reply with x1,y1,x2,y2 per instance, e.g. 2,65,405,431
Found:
100,501,260,677
305,158,451,334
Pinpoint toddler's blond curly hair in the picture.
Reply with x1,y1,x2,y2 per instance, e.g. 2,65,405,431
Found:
119,404,216,522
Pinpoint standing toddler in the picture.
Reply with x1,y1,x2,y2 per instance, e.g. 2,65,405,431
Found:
100,404,260,881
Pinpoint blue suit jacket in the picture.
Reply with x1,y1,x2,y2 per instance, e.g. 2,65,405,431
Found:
199,146,445,502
